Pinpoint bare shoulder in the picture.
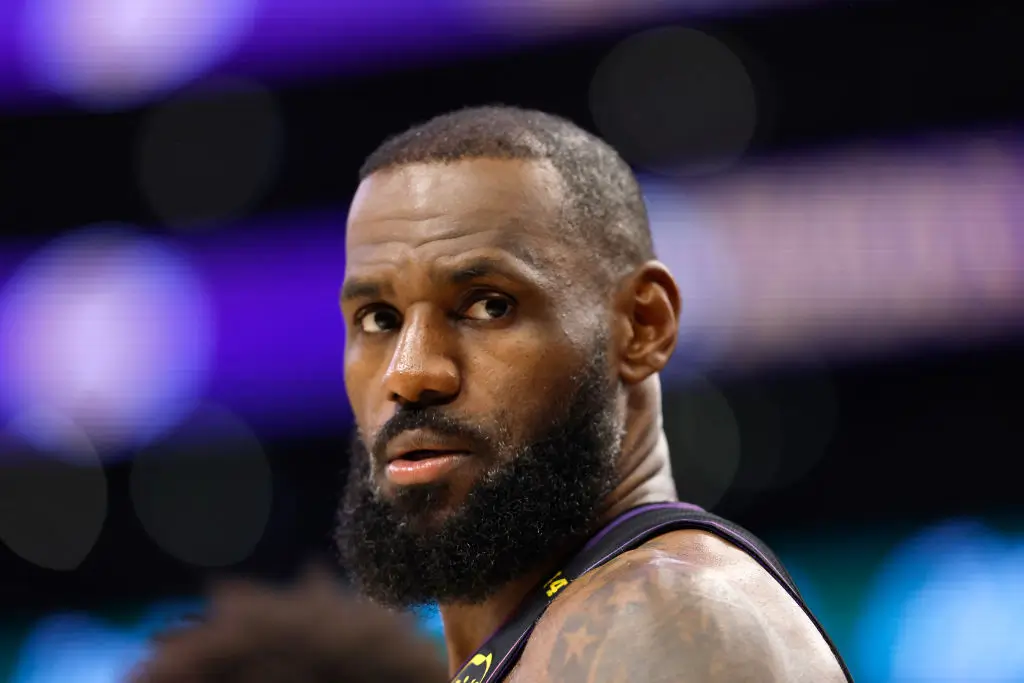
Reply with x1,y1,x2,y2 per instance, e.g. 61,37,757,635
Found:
513,530,845,683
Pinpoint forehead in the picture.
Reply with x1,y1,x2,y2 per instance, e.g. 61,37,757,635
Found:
345,159,569,267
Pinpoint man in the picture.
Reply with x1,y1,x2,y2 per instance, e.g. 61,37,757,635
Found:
336,106,852,682
129,566,447,683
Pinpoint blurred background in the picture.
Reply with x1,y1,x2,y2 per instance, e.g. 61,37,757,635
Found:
0,0,1021,681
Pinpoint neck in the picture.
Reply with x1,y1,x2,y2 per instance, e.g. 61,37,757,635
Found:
440,377,677,675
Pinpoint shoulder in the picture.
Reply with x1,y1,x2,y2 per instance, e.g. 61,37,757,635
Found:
515,530,844,683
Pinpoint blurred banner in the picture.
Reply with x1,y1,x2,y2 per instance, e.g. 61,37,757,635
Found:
2,0,885,109
0,132,1020,444
653,132,1024,372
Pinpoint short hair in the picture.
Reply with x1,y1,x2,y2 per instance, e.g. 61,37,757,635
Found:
129,567,447,683
359,105,655,286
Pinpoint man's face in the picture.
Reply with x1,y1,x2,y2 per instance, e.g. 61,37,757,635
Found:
335,159,624,606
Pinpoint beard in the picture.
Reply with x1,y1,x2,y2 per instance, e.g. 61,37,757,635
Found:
334,344,623,608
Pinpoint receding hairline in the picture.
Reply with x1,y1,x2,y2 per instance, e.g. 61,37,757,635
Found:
353,156,569,211
356,106,656,285
348,157,579,253
360,153,563,175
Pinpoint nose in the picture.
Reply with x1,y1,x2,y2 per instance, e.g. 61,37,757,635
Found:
382,306,460,409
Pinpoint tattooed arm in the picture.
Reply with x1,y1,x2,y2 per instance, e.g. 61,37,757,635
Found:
516,540,844,683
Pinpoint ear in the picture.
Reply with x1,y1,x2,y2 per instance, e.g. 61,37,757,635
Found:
613,261,682,385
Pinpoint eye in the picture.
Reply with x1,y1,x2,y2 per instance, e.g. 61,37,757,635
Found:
357,307,401,333
463,295,515,321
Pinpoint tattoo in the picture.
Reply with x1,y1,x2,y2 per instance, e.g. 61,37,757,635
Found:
541,554,784,683
548,613,602,671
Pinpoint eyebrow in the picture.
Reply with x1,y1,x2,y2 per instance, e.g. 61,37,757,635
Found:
340,278,391,303
443,257,529,286
340,252,548,304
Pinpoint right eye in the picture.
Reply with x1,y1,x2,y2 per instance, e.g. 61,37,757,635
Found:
357,307,402,334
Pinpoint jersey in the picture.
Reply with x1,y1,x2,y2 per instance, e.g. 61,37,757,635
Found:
449,501,854,683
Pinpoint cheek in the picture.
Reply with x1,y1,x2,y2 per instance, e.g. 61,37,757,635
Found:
343,345,386,431
464,335,578,423
470,335,555,382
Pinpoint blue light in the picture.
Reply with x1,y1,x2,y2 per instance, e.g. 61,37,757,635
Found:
10,599,206,683
854,518,1024,683
10,614,148,683
412,603,445,643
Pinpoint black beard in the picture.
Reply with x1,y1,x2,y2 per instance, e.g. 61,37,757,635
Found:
334,348,622,608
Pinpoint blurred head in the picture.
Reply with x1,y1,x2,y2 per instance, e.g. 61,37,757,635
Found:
336,106,681,607
130,568,447,683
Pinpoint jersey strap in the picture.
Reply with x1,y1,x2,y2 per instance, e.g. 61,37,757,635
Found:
449,502,853,683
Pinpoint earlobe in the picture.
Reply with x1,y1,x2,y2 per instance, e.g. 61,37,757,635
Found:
617,262,681,385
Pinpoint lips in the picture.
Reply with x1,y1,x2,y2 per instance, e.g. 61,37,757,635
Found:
384,429,473,464
386,455,468,485
395,449,468,462
381,430,475,486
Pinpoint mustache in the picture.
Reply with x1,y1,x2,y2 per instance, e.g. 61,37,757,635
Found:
369,407,494,461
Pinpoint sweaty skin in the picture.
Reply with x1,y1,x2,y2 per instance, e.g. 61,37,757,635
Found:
343,158,845,682
511,531,846,682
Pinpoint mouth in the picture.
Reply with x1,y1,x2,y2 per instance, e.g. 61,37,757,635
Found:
384,429,474,463
383,431,475,485
392,449,471,462
385,451,472,486
382,428,477,485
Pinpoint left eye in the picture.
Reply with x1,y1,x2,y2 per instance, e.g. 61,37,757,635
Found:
463,296,514,321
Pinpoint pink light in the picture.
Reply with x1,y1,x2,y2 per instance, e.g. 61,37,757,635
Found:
0,226,214,455
19,0,257,109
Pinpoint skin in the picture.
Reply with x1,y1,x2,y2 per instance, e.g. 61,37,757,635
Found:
343,158,845,682
511,531,846,682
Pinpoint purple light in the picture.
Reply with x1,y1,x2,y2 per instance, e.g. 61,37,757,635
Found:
224,0,477,81
19,0,257,109
0,0,880,110
179,135,1024,434
0,136,1022,439
184,214,350,433
0,226,214,453
654,135,1024,371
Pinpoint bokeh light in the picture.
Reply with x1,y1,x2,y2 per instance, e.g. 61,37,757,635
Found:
469,0,668,37
645,181,741,370
721,383,785,493
662,376,742,510
726,370,838,494
764,367,837,490
590,27,758,176
130,404,273,568
0,226,214,456
10,613,148,683
663,369,838,506
0,423,106,571
19,0,257,109
854,519,1024,682
138,79,284,229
